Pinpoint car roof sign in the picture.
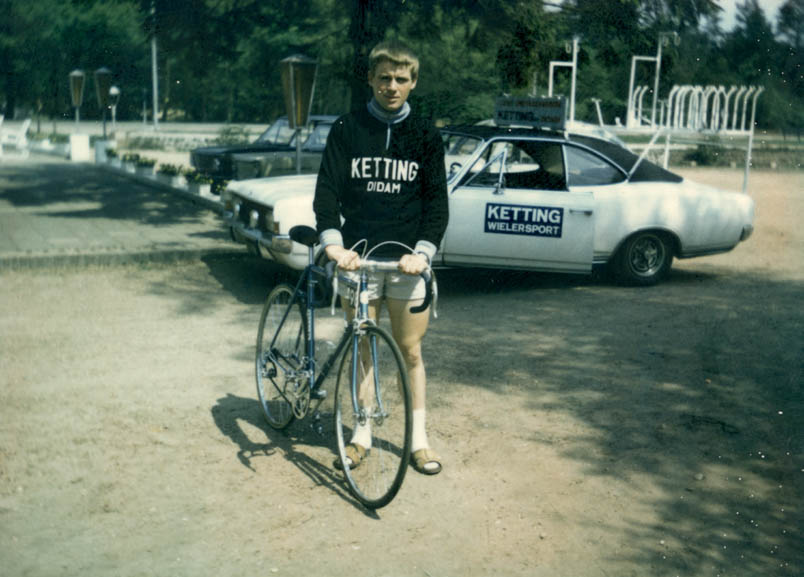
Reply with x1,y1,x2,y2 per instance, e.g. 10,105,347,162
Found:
494,96,567,130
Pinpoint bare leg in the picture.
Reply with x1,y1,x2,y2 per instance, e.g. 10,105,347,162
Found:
385,298,428,409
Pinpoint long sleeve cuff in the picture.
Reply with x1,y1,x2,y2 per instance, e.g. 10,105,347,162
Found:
319,228,344,249
414,240,438,264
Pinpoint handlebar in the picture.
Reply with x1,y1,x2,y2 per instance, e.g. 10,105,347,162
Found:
326,258,435,315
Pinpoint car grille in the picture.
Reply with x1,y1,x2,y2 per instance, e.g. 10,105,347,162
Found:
234,197,274,232
192,154,231,178
235,160,261,180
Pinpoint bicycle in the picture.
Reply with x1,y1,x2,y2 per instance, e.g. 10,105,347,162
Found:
255,225,434,509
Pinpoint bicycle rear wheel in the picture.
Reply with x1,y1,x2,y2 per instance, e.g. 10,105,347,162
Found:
334,324,411,509
256,284,308,430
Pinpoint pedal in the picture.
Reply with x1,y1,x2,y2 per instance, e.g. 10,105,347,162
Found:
311,388,327,400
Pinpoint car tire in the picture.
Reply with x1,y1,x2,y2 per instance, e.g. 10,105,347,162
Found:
613,231,673,286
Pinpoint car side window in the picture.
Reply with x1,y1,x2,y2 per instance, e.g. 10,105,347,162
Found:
565,145,625,186
465,140,566,191
465,142,507,187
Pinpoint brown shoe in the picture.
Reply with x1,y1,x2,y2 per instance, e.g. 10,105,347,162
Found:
333,443,367,470
411,448,442,475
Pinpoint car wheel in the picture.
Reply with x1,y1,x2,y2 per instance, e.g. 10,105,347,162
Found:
614,231,673,286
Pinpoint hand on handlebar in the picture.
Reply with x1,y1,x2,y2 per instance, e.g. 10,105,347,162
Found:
325,245,360,271
398,253,429,276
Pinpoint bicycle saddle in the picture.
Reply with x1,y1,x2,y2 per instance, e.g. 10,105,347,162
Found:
289,225,319,247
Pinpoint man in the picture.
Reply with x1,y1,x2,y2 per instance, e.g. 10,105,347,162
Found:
314,40,448,475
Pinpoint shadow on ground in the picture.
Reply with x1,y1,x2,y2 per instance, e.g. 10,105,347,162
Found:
210,392,380,517
0,160,220,227
429,266,803,575
141,232,802,574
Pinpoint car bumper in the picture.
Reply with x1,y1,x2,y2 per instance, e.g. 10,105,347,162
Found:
224,212,307,269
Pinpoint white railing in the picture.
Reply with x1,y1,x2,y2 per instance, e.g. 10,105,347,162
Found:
628,84,763,135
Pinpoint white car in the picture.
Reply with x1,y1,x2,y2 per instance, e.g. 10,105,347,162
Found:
222,124,754,285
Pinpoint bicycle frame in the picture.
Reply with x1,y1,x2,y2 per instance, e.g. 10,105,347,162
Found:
266,243,370,408
266,235,432,421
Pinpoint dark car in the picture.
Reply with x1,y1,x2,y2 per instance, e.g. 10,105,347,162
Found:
232,119,334,180
189,115,337,192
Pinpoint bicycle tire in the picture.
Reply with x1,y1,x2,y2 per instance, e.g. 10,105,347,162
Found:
334,324,412,509
256,284,308,430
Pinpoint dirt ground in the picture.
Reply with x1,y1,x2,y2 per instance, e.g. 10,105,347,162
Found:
0,168,801,576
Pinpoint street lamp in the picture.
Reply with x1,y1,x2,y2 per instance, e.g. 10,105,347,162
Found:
109,86,121,136
548,37,579,123
280,54,318,174
94,67,113,138
69,69,86,128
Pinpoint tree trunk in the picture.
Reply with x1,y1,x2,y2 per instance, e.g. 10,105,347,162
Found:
348,0,388,111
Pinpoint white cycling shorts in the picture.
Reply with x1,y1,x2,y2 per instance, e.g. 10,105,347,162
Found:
338,266,426,301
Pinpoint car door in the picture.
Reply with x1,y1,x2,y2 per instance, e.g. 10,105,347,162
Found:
441,138,594,273
563,143,630,261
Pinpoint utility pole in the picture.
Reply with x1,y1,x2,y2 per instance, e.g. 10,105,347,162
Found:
151,0,159,130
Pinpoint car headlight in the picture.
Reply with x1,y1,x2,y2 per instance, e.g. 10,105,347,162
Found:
265,209,279,234
249,210,259,229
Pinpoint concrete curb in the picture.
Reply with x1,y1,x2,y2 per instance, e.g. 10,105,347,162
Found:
96,163,224,214
0,247,246,271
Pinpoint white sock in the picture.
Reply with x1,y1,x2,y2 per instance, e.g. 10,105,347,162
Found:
411,408,429,453
350,419,372,449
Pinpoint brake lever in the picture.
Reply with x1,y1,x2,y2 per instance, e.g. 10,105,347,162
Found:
409,268,434,315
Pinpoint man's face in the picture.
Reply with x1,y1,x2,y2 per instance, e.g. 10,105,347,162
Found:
368,60,417,113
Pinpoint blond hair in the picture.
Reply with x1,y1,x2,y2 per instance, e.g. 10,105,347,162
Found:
368,41,419,82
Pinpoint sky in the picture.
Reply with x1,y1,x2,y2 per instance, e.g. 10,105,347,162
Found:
717,0,786,30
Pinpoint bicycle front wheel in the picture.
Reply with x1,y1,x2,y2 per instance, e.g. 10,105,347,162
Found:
256,284,308,430
335,324,411,509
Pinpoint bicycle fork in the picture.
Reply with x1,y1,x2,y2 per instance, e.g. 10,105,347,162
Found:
350,271,387,425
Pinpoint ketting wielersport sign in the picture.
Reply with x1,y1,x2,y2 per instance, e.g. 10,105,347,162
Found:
494,97,567,130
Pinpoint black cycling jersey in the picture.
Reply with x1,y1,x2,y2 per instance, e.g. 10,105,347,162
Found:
313,105,449,258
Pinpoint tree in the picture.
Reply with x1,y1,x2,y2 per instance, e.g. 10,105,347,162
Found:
777,0,802,50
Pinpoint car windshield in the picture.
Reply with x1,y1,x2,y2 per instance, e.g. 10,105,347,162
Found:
255,118,294,144
255,118,317,146
302,122,332,150
443,132,484,182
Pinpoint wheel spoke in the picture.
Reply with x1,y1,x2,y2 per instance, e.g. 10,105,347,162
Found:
256,285,307,430
335,325,411,509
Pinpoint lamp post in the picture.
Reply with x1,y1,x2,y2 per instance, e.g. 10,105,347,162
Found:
69,69,86,128
109,86,120,136
280,55,318,174
94,67,113,138
547,37,579,123
651,32,679,128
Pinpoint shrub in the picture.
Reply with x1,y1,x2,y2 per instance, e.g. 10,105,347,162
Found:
157,163,181,175
126,136,165,150
683,143,727,166
135,156,157,167
106,148,118,158
215,125,250,146
122,153,140,163
182,167,212,184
